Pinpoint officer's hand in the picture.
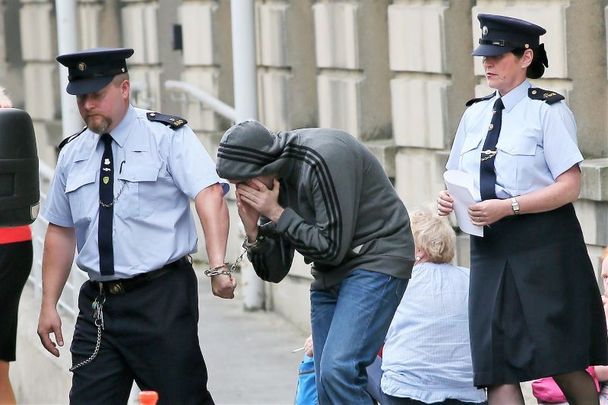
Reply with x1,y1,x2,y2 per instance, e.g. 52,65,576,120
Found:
468,198,511,226
437,190,454,216
211,274,237,299
37,307,64,357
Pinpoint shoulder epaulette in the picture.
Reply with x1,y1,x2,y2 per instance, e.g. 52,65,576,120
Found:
146,112,188,129
58,126,87,151
465,92,495,107
528,88,564,105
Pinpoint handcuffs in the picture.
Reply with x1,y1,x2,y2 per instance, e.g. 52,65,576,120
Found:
71,238,262,372
202,235,264,277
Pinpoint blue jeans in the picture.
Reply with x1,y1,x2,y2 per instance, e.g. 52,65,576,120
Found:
310,269,408,405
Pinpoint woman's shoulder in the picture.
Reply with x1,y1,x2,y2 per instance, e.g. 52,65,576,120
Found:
462,92,495,121
465,92,495,107
527,87,565,105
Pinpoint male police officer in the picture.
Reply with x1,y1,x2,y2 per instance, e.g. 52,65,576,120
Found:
37,48,235,404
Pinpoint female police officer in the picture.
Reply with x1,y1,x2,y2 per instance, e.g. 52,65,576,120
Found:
438,14,607,404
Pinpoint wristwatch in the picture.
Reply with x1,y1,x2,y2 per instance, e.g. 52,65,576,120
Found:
511,197,520,215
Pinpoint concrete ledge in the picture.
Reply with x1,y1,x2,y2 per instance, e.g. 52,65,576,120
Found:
581,158,608,201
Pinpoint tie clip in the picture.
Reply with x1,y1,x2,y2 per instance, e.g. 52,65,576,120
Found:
481,149,497,161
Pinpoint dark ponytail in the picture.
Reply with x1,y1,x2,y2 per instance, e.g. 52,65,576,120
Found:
512,43,548,79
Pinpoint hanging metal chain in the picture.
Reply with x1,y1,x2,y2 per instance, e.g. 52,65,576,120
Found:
70,290,106,372
71,238,252,369
99,180,128,208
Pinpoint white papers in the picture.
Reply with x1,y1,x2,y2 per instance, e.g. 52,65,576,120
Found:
443,170,483,237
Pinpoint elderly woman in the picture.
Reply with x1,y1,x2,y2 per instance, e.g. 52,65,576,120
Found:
380,209,486,405
438,14,607,404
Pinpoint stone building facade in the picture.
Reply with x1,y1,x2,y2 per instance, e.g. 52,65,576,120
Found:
3,0,608,334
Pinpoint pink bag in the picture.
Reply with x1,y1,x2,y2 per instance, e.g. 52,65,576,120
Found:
532,367,600,403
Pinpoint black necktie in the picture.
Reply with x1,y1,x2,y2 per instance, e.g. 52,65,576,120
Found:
479,98,505,200
98,133,114,276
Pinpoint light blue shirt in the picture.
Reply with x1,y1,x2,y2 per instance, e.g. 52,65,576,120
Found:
381,262,486,403
43,105,228,281
446,80,582,200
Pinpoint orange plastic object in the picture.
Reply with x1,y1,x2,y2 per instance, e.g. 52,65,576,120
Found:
139,391,159,405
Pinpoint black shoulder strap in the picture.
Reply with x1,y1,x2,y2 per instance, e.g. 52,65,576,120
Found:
146,112,188,129
528,88,564,105
465,92,495,107
58,127,87,151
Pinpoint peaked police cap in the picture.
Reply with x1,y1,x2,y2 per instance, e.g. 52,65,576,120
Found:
473,14,546,57
56,47,134,95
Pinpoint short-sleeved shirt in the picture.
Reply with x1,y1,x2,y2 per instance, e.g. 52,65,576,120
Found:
446,80,582,200
42,105,227,281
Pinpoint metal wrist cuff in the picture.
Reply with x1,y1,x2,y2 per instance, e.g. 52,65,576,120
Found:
242,235,265,251
203,263,231,277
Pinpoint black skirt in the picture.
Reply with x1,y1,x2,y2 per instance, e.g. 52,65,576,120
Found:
0,240,33,362
469,203,607,387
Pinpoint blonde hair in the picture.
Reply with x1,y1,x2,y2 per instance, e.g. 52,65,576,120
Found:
410,208,456,263
0,86,13,108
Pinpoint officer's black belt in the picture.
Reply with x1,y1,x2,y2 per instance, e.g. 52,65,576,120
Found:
97,256,189,295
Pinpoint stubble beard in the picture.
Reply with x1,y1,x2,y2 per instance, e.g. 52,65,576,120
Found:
86,115,112,135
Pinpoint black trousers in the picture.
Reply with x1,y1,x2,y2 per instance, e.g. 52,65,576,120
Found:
70,262,214,405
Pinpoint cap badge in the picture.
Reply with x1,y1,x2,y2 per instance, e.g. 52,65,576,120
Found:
77,62,86,71
482,26,488,36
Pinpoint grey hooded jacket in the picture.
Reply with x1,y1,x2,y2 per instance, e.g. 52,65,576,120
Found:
217,121,414,289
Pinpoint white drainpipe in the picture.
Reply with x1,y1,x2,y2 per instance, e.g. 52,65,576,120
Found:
231,0,258,121
231,0,265,310
55,0,82,137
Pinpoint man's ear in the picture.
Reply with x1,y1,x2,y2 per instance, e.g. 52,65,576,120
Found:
121,79,130,99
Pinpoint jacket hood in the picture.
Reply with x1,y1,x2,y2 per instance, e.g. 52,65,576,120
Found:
216,120,292,181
